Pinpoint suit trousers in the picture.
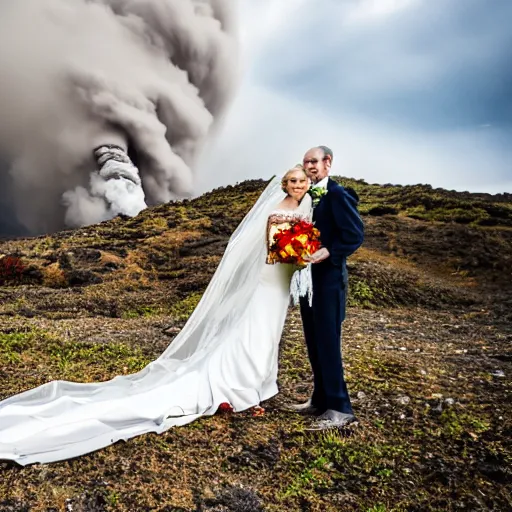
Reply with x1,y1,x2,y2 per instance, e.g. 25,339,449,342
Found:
299,260,353,414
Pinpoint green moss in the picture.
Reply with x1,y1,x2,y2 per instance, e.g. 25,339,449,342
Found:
366,506,390,512
279,431,410,504
348,278,377,307
139,216,168,232
121,305,164,319
0,331,34,364
405,206,492,224
438,409,491,439
329,176,512,226
282,455,333,498
358,203,381,215
169,292,203,322
0,328,151,387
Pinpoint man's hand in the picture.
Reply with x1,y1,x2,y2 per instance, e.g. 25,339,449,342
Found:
304,247,330,264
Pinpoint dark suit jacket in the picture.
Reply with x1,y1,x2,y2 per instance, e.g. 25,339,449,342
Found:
312,178,364,274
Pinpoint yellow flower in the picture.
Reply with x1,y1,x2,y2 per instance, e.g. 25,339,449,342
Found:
283,244,298,257
295,234,308,246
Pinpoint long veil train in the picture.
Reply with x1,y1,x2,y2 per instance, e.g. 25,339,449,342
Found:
0,176,297,466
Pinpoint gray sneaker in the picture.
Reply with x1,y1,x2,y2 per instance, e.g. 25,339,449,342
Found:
306,409,358,430
285,398,321,416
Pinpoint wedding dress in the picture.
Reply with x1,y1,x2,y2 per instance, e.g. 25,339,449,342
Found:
0,177,313,466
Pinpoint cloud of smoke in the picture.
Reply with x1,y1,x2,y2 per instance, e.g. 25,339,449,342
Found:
0,0,238,235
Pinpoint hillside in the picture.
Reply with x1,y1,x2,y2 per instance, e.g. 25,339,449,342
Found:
0,177,511,512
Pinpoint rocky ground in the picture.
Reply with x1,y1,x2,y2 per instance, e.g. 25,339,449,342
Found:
0,178,511,511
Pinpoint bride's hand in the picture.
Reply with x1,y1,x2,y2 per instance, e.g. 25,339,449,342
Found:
304,247,330,264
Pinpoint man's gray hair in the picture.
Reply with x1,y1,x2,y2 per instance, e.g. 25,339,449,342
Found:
317,145,334,162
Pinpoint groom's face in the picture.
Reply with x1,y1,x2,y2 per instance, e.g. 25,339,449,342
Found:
303,148,330,184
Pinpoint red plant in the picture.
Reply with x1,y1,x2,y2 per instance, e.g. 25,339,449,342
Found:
0,255,26,284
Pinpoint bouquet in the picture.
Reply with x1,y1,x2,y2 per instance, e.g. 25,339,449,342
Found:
267,219,321,266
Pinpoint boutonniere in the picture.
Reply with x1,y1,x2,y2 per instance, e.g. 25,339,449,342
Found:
308,186,328,207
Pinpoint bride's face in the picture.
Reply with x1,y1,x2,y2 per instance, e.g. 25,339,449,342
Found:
285,170,309,201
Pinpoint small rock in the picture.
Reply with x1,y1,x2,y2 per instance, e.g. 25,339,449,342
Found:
399,413,406,419
444,398,455,406
399,346,407,351
491,370,505,378
357,391,367,400
396,396,410,405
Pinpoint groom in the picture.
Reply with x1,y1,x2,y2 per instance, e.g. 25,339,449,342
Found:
291,145,364,429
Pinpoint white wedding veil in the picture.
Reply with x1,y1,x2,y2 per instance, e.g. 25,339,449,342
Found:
159,175,286,360
0,175,313,466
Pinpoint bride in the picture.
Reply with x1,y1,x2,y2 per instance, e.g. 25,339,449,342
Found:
0,166,313,465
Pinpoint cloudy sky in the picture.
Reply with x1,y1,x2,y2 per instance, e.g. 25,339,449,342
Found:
196,0,511,195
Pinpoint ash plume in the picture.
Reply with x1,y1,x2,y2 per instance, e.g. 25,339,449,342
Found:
0,0,238,235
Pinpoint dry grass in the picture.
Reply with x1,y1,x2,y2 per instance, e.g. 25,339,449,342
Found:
99,251,124,267
41,262,68,288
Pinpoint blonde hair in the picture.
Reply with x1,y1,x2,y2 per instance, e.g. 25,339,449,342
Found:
281,165,307,192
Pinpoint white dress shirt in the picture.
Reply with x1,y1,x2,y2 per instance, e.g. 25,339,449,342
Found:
314,176,329,190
